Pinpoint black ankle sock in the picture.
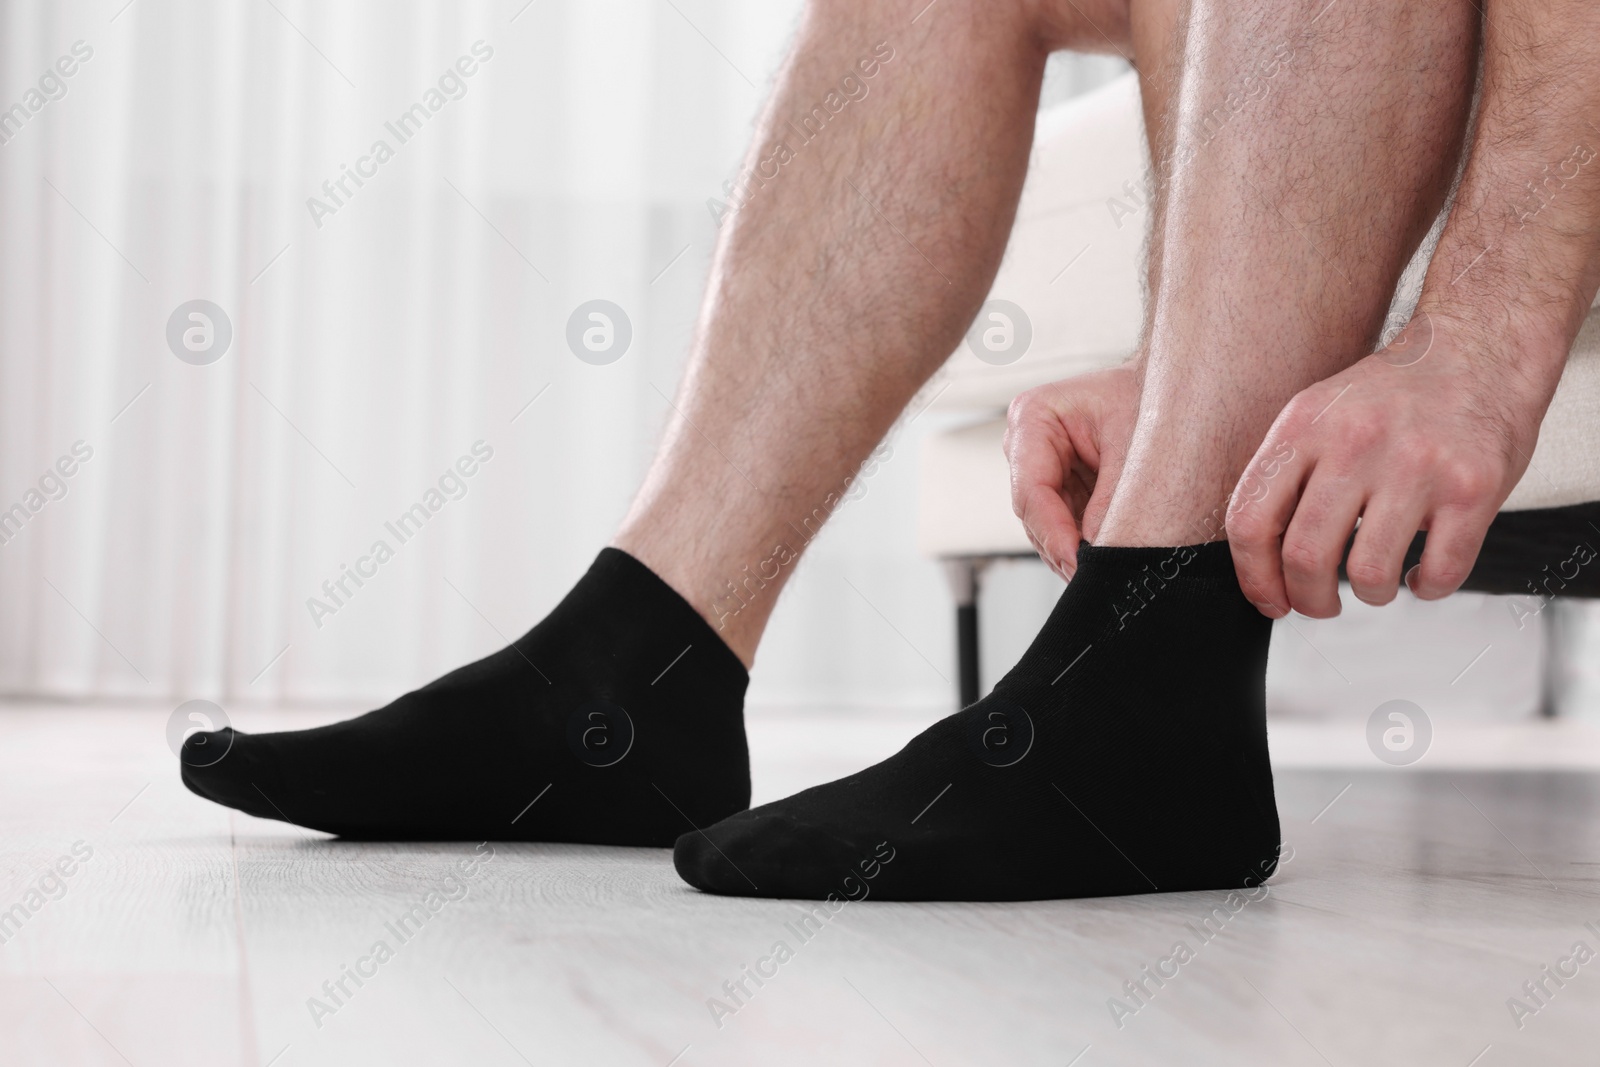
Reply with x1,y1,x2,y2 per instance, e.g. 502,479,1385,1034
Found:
674,541,1281,901
182,549,751,846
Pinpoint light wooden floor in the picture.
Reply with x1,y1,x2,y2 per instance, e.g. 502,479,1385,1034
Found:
3,705,1600,1067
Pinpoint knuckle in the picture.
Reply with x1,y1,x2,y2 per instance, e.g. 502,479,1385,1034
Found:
1390,437,1434,478
1410,438,1443,468
1278,394,1318,431
1006,388,1047,427
1226,512,1267,546
1280,389,1337,438
1424,559,1472,592
1280,539,1329,580
1438,458,1496,502
1338,412,1385,454
1345,558,1396,594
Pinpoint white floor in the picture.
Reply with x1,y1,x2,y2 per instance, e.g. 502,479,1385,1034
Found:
3,704,1600,1066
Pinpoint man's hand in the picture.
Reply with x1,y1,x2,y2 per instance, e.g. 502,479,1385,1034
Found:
1003,365,1141,580
1227,0,1600,621
1226,317,1544,618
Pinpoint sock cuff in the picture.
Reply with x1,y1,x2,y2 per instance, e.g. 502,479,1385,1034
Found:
588,548,750,684
1070,539,1255,615
1077,539,1233,573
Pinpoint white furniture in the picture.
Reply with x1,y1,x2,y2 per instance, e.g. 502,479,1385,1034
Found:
917,72,1600,706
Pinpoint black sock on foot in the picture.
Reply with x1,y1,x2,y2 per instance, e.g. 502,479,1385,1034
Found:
674,541,1281,901
182,549,751,845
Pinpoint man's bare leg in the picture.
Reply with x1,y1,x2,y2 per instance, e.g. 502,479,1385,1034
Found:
177,0,1153,845
676,0,1482,902
616,0,1135,667
1098,1,1479,563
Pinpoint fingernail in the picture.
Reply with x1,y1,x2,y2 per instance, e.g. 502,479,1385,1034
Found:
1404,565,1422,595
1252,602,1286,619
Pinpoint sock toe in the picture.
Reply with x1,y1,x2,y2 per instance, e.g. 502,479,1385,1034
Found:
180,729,283,821
179,728,235,804
180,726,235,772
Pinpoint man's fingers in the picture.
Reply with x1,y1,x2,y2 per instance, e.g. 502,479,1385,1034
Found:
1409,507,1491,600
1226,440,1310,618
1005,400,1067,512
1278,473,1363,619
1345,494,1430,606
1019,483,1082,578
1006,395,1085,578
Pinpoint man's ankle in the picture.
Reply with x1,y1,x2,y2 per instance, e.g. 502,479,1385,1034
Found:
608,538,764,668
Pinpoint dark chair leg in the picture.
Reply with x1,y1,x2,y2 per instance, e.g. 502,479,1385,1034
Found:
1538,600,1575,718
956,601,980,709
942,558,991,709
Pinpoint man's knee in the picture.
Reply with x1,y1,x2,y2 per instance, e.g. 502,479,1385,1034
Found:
800,0,1130,59
1031,0,1134,57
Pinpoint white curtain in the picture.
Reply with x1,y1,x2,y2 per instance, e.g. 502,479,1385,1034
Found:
0,0,1018,713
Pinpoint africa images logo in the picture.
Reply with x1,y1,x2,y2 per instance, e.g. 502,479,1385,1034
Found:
1366,699,1431,766
965,698,1034,767
166,300,233,365
567,701,634,767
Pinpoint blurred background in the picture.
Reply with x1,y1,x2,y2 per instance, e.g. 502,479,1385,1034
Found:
1,0,1596,745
